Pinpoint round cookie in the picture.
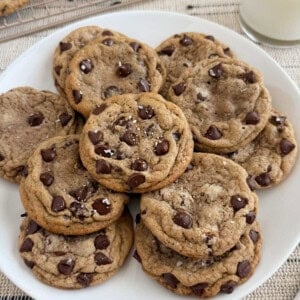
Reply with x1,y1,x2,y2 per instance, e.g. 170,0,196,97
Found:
0,87,77,183
0,0,28,16
140,153,258,258
156,32,235,97
134,221,261,298
229,109,297,190
168,57,272,153
79,93,193,193
20,135,129,235
53,26,125,96
65,35,165,117
19,212,133,289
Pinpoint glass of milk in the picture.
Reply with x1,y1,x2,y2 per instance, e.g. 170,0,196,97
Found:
239,0,300,46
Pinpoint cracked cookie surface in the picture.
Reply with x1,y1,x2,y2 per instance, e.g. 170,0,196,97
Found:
79,93,193,193
0,87,76,183
168,57,272,153
0,0,28,16
135,221,261,298
140,153,258,258
19,212,133,289
20,135,129,235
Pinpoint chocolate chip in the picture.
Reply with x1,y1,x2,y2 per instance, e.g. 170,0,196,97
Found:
95,144,114,157
88,131,103,145
92,104,107,115
15,165,28,177
158,46,175,56
223,47,231,56
92,198,111,215
245,111,260,125
0,153,4,161
94,233,110,250
246,211,256,224
138,79,150,92
129,42,141,52
90,181,100,193
246,175,256,191
54,65,62,75
115,150,125,160
41,148,56,162
40,172,54,186
131,159,148,171
51,196,65,212
120,131,138,146
114,116,127,126
116,63,132,77
179,34,193,46
24,259,35,269
57,259,75,275
220,281,236,294
138,105,155,119
70,202,86,219
69,186,88,202
191,283,209,296
59,112,72,126
72,90,83,104
172,82,186,96
94,252,112,265
133,250,141,263
236,260,251,278
102,38,114,46
96,159,111,174
231,195,248,212
205,35,215,41
76,273,94,287
280,139,295,155
196,92,207,103
104,86,120,99
162,273,179,289
20,238,34,252
102,30,113,36
59,41,72,52
20,212,28,217
27,112,44,127
204,125,222,140
26,220,40,235
79,59,93,74
255,172,271,187
208,63,222,78
154,140,169,156
173,211,193,229
172,131,181,141
249,229,260,244
243,71,255,83
270,115,286,127
127,173,146,189
135,213,141,224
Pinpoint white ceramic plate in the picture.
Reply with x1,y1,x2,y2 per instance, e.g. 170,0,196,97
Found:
0,11,299,300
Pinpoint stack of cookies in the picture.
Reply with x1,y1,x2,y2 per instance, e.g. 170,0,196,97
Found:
0,26,297,297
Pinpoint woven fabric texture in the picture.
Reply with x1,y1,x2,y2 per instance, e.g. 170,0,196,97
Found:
0,0,299,299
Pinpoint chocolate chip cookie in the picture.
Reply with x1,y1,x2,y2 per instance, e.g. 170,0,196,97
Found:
20,135,129,235
229,109,297,190
79,93,193,193
19,211,133,289
168,57,272,153
53,26,125,96
134,221,261,297
65,35,165,117
140,153,258,258
156,32,235,97
0,0,28,16
0,87,77,183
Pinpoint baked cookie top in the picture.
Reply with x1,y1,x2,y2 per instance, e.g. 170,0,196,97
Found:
134,221,261,298
229,109,297,189
0,0,28,17
19,212,133,289
79,93,193,193
140,153,258,258
168,57,272,153
65,35,165,117
20,135,129,235
0,87,76,183
53,26,125,96
156,32,235,96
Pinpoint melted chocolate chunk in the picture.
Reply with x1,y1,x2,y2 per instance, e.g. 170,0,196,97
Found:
92,198,111,215
94,252,112,265
59,42,72,52
88,131,103,145
204,125,222,140
59,112,72,127
172,82,186,96
76,273,94,287
69,186,88,202
72,90,83,104
57,259,75,275
27,112,44,127
255,172,271,187
158,46,175,56
92,104,107,115
120,131,138,146
154,140,169,155
246,211,256,224
220,280,236,294
40,172,54,186
243,71,255,83
102,38,114,46
94,233,110,250
131,159,148,171
138,105,155,119
127,173,146,189
116,63,132,77
54,65,62,75
236,260,251,278
191,283,209,296
20,238,34,253
246,175,257,191
208,63,222,78
95,144,114,157
231,195,249,212
180,34,193,46
173,211,193,229
41,148,56,162
249,229,260,244
162,273,179,289
245,111,260,125
96,159,111,174
24,259,35,269
26,220,40,235
79,59,94,74
280,139,295,155
15,165,28,177
51,196,66,212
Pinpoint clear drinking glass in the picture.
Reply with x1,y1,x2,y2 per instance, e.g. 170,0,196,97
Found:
239,0,300,46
